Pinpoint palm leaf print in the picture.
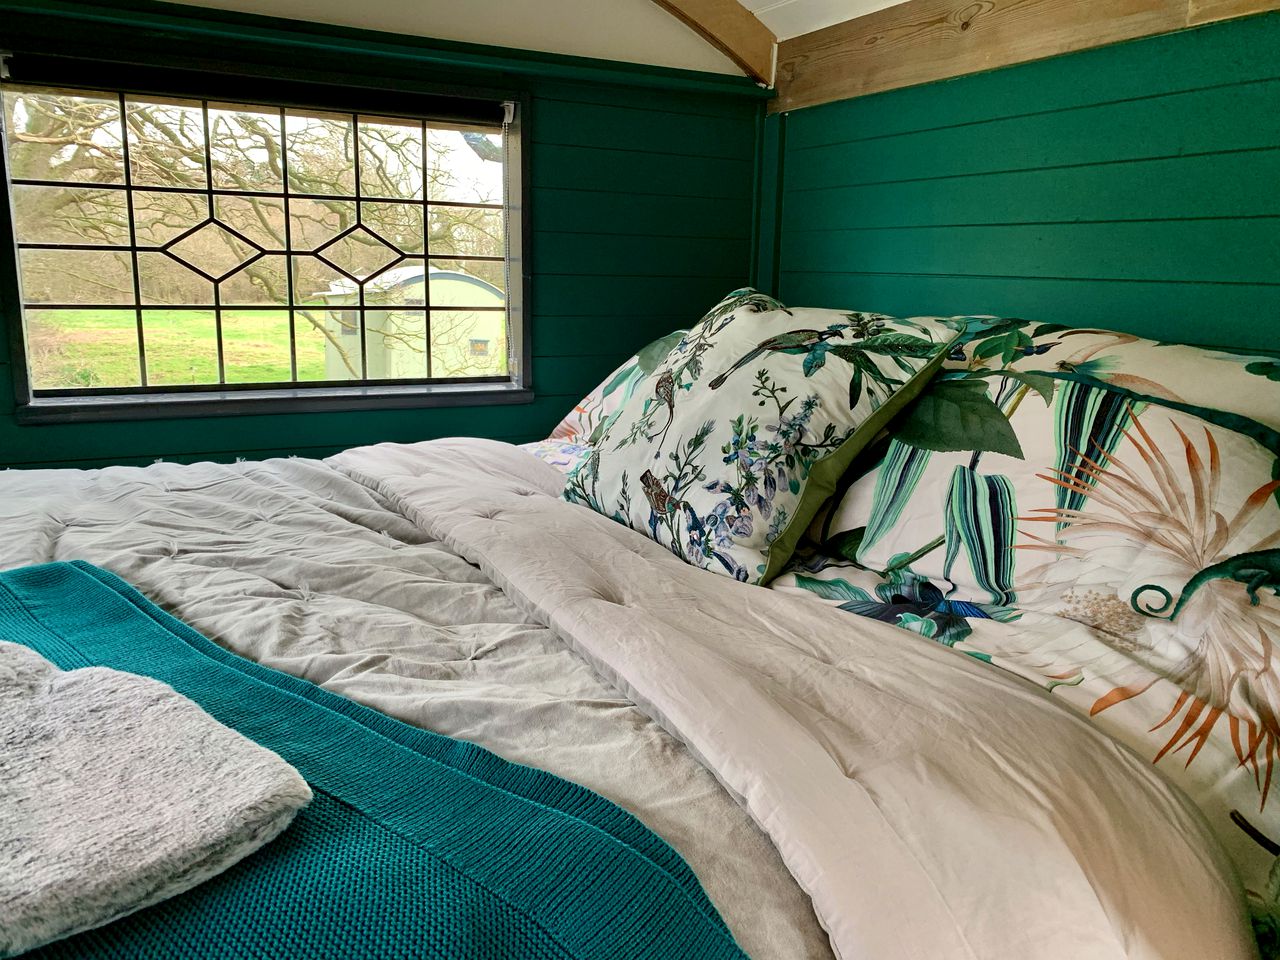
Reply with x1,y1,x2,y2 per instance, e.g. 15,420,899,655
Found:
1052,381,1139,533
943,465,1019,605
861,440,932,553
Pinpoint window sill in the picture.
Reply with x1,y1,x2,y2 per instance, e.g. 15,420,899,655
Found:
14,382,535,425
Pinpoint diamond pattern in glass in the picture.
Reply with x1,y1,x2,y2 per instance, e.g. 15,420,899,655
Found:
165,221,261,280
4,81,513,395
316,226,399,279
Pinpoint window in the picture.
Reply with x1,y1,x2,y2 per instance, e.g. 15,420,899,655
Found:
1,75,524,413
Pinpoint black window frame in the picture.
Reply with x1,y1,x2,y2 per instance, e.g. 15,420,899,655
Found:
0,34,532,424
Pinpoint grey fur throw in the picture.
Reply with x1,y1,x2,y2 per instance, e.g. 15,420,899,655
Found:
0,641,311,957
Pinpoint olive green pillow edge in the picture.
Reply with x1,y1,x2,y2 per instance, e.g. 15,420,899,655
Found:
759,327,965,584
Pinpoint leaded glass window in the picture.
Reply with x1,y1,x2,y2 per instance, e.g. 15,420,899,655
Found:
1,83,518,394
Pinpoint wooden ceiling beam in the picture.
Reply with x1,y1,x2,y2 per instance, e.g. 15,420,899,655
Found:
774,0,1280,113
651,0,777,85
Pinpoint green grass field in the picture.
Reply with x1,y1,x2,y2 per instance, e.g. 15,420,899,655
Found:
27,308,336,388
27,307,506,388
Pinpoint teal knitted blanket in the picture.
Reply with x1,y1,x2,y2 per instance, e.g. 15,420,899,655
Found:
0,561,746,960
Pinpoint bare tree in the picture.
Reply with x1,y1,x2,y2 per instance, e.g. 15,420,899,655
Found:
4,88,506,383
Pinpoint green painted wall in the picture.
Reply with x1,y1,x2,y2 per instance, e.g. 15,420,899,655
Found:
0,4,764,468
762,12,1280,351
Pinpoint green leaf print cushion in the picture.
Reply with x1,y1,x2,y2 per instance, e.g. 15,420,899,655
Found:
801,321,1280,939
816,320,1280,610
823,321,1280,809
562,289,964,584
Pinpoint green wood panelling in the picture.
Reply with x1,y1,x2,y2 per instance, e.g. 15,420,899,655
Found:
533,316,691,357
782,150,1280,230
532,190,752,238
532,100,755,160
787,81,1280,188
783,13,1280,149
531,276,747,317
782,220,1280,284
0,11,762,468
531,144,753,199
533,82,764,118
2,394,578,467
535,232,750,277
779,273,1279,343
753,112,784,293
774,12,1280,351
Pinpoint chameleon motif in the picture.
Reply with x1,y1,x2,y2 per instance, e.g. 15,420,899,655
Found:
1130,549,1280,619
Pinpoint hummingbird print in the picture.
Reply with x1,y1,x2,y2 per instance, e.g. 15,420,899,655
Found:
708,326,847,390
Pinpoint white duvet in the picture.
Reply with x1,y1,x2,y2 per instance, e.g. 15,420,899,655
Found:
0,439,1258,960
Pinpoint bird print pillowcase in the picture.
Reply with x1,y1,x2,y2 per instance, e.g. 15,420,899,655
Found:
548,328,690,445
562,289,964,584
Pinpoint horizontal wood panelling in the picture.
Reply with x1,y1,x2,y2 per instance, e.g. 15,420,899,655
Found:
0,394,578,465
0,437,538,471
530,354,633,394
533,316,691,357
783,11,1280,148
534,232,751,277
532,275,744,317
775,0,1280,113
533,80,763,119
770,13,1280,352
532,144,754,199
787,80,1280,188
782,149,1280,230
781,220,1280,284
779,272,1280,346
532,98,756,159
532,188,752,238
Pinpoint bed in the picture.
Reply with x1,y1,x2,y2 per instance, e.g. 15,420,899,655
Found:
2,294,1274,960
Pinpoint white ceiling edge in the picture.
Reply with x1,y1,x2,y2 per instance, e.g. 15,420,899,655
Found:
160,0,744,75
741,0,901,41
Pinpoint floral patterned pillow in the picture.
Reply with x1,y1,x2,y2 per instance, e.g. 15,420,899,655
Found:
956,319,1280,429
563,289,963,584
786,320,1280,942
817,320,1280,606
549,329,689,445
